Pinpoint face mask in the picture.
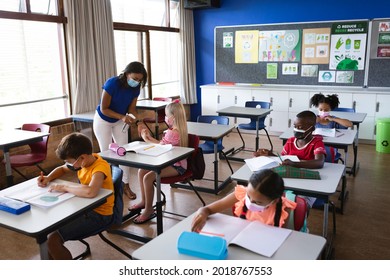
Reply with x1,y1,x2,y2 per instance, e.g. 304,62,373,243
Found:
318,111,330,118
165,115,174,127
293,126,312,139
127,78,139,88
245,194,272,212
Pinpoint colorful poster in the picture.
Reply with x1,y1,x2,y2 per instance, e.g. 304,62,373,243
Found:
378,33,390,44
258,30,301,62
223,32,233,48
301,65,319,77
379,22,390,32
266,63,278,79
235,30,259,63
318,70,335,83
282,63,298,75
336,71,354,83
377,46,390,57
329,22,368,70
302,28,331,64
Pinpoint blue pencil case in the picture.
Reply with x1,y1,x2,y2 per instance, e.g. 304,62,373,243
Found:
177,231,228,260
0,196,31,215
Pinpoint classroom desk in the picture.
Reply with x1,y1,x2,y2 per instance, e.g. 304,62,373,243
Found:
99,146,193,241
216,106,272,160
330,111,367,176
0,129,50,187
136,99,170,138
0,178,112,259
185,121,235,194
231,162,345,238
133,213,326,260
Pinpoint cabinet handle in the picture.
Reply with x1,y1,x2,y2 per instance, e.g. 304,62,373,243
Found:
288,119,291,128
270,118,273,126
289,98,292,107
270,97,273,106
252,96,255,101
376,102,380,113
352,101,356,110
217,95,220,104
234,96,237,104
374,125,376,135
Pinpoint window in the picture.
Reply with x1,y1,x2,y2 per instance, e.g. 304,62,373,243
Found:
111,0,180,99
0,1,68,130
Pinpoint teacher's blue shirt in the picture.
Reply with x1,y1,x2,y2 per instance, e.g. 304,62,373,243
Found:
96,76,141,123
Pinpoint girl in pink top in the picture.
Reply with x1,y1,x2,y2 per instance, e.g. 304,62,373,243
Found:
130,100,188,224
191,169,296,232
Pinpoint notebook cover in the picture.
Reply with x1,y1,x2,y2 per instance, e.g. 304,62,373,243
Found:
177,231,228,260
0,196,31,215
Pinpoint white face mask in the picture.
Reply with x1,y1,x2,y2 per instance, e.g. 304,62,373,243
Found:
318,111,330,118
245,194,273,212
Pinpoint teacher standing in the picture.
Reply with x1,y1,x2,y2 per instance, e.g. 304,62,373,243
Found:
93,61,148,200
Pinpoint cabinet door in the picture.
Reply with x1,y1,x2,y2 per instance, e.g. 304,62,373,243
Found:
289,91,310,113
269,111,289,133
353,94,376,117
360,116,375,140
309,91,354,108
251,89,271,103
269,90,289,111
375,94,390,118
201,87,218,115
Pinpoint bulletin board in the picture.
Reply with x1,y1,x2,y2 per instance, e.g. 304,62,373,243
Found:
368,18,390,87
215,20,369,87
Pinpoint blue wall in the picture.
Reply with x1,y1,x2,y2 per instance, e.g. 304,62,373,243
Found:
190,0,389,120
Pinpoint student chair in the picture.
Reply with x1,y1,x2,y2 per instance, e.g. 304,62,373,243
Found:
74,165,132,260
154,134,206,218
237,101,273,151
2,123,51,180
196,115,233,174
143,97,173,138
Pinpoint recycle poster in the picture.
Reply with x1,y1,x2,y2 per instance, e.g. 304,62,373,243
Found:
329,21,368,70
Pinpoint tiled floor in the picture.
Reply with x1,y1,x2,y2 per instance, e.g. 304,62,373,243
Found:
1,131,389,260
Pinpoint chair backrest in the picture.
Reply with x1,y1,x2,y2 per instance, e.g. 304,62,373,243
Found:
110,165,124,226
22,123,50,156
285,191,308,232
197,115,229,125
187,134,205,180
333,107,355,113
245,101,271,109
324,145,341,163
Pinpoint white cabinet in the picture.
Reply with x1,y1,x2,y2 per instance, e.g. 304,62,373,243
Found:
200,84,390,140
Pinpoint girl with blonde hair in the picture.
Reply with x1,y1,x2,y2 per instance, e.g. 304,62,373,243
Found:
129,100,188,224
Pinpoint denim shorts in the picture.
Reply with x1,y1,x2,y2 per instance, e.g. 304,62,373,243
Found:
57,210,112,242
172,165,186,176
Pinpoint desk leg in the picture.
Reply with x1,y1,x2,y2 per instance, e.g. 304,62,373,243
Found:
154,111,159,139
255,119,259,151
3,150,14,186
156,173,163,235
213,141,219,194
37,236,49,260
323,202,329,238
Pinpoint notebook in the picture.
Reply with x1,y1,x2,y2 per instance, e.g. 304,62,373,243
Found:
123,141,173,156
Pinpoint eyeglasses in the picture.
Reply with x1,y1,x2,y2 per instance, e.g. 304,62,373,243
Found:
65,156,81,171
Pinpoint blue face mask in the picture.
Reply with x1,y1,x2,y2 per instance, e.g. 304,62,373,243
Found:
127,78,140,88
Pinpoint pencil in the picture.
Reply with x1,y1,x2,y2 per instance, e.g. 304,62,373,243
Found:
277,152,283,163
143,145,155,151
199,230,225,237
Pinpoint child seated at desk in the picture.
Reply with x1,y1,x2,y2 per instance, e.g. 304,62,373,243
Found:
310,93,353,129
253,110,326,207
37,132,114,260
191,169,296,232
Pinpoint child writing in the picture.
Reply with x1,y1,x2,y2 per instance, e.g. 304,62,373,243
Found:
191,169,296,232
37,132,114,260
253,110,326,207
310,93,353,129
129,100,188,224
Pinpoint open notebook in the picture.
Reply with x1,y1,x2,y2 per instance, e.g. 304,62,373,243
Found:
244,155,300,172
123,141,173,156
4,179,76,208
200,213,292,257
313,127,345,137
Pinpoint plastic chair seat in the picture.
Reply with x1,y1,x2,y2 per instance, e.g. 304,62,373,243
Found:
8,153,47,166
236,122,266,130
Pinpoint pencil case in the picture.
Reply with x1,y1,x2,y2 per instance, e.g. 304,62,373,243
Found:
177,231,228,260
0,196,31,215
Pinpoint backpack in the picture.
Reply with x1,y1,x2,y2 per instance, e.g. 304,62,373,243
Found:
190,147,206,180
